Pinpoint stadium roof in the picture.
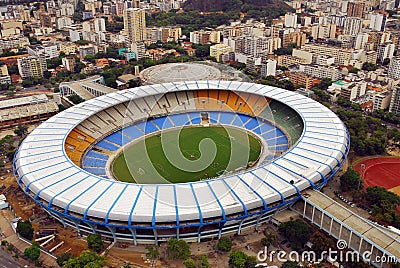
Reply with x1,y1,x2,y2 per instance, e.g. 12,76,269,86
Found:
15,81,349,225
0,94,48,110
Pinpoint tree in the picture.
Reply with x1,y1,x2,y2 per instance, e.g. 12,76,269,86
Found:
63,250,106,268
340,168,363,192
145,246,159,262
68,94,84,104
24,242,40,261
217,237,232,252
281,261,299,268
349,67,359,74
167,238,191,260
245,256,257,268
229,250,247,268
362,62,377,71
198,255,210,268
87,234,103,252
16,220,34,240
193,44,210,58
183,258,196,268
279,219,310,250
261,231,277,247
57,252,73,266
14,123,28,137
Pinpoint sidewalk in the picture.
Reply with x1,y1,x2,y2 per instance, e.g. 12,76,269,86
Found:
0,209,58,267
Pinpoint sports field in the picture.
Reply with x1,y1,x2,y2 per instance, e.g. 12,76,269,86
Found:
112,126,262,184
354,156,400,196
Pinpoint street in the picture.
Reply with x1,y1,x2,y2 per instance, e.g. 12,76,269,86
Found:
0,247,25,268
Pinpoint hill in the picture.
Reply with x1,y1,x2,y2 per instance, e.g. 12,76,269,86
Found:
182,0,292,13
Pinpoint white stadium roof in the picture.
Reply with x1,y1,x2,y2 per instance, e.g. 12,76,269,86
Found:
14,81,349,226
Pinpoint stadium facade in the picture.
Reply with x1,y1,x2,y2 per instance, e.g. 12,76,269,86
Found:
14,81,349,244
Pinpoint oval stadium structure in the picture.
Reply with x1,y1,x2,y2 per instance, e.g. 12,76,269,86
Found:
13,81,349,244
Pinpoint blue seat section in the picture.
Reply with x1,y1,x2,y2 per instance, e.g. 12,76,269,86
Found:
244,118,259,130
86,151,108,160
262,131,277,141
83,158,107,167
145,121,158,134
96,140,119,151
83,167,106,176
238,114,252,125
135,122,146,132
209,112,219,123
153,117,167,129
231,115,244,127
122,125,144,139
162,117,174,129
219,112,235,124
276,136,288,145
170,114,189,126
274,144,289,151
259,123,276,134
189,113,201,124
104,131,132,146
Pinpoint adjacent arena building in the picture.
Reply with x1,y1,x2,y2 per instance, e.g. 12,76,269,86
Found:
13,81,349,244
139,62,251,85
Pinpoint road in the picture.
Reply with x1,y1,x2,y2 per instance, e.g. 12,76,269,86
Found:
0,247,25,268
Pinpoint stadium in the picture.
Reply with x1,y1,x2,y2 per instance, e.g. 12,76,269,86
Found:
13,81,349,244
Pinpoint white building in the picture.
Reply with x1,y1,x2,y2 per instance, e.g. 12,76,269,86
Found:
373,90,392,111
60,3,74,16
284,13,297,28
377,42,395,62
261,59,277,77
389,86,400,115
370,12,387,31
27,44,59,59
69,29,82,42
343,17,362,36
388,57,400,79
355,33,369,50
56,16,73,29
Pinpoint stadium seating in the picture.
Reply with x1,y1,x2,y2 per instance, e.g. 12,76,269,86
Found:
65,91,296,171
95,140,120,151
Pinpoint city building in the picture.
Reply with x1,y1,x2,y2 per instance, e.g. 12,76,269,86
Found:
347,2,364,18
389,86,400,115
190,30,221,45
62,56,76,72
373,90,392,111
287,71,318,90
388,57,400,79
370,11,388,31
343,17,362,36
0,64,11,84
261,59,277,77
210,44,233,62
377,42,395,62
300,64,342,81
27,44,59,59
284,13,297,28
123,8,146,44
17,55,47,78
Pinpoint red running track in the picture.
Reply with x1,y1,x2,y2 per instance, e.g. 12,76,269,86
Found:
354,157,400,190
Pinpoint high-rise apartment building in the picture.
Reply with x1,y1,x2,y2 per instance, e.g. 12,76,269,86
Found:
123,8,146,44
347,2,364,18
343,17,362,36
17,55,47,78
389,87,400,115
370,11,388,31
388,57,400,79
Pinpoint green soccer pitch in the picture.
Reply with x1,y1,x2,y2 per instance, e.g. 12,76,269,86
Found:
112,126,262,184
